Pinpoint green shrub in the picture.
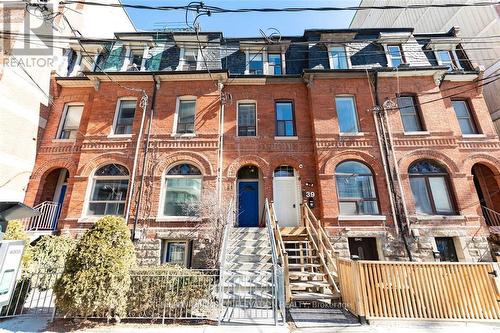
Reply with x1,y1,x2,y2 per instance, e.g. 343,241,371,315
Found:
54,216,136,320
30,235,75,290
3,220,32,272
126,265,217,319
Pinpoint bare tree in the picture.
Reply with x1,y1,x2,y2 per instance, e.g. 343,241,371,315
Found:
183,191,233,269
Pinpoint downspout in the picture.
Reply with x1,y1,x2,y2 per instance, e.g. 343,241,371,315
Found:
217,81,225,208
373,71,414,261
125,92,149,227
132,75,159,240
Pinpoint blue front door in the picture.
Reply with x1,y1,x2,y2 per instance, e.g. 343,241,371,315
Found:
238,181,259,227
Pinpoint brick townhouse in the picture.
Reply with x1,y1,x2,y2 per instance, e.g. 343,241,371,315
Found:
23,27,500,267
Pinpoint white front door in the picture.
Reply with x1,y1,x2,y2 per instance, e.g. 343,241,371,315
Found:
273,176,300,227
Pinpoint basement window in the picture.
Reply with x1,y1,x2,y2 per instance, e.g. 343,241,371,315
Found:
161,240,192,266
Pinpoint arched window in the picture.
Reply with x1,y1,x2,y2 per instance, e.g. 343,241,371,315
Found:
335,161,379,215
163,163,202,217
87,164,129,216
409,160,455,215
274,166,294,177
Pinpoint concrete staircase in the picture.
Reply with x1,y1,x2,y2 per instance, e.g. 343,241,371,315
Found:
219,227,278,323
282,227,340,304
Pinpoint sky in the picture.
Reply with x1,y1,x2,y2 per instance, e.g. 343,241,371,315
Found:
124,0,360,37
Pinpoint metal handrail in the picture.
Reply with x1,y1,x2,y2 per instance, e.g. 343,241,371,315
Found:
217,199,234,324
264,199,284,325
22,201,60,231
482,205,500,227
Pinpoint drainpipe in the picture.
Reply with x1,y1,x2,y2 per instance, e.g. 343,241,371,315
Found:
132,75,160,240
124,91,149,227
217,81,225,208
373,71,414,261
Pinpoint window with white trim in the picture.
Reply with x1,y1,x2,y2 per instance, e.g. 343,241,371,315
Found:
387,45,404,67
87,164,129,216
436,50,458,71
249,52,264,74
397,96,424,132
163,164,202,217
175,99,196,134
113,100,136,135
58,105,83,139
267,53,282,75
330,46,348,69
336,96,359,133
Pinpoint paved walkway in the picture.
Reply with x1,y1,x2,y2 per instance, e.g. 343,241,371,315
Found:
1,316,500,333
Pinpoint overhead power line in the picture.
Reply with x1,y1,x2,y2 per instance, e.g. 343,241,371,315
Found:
52,1,500,13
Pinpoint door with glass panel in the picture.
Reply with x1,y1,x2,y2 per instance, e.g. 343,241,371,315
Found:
273,166,300,227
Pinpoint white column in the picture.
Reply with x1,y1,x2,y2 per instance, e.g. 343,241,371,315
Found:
140,45,149,71
121,46,131,71
92,52,100,71
281,51,286,74
244,50,250,74
70,51,82,77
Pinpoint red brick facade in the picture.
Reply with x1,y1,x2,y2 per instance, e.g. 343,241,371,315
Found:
25,70,500,265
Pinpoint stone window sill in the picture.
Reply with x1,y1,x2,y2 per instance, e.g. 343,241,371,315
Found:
461,134,486,139
274,136,298,140
409,215,466,222
52,138,76,143
403,131,430,136
107,134,133,139
339,132,365,137
338,215,387,221
171,133,197,138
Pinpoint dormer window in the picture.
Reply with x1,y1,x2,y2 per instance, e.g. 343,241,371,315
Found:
329,45,349,69
435,50,460,71
127,49,143,71
268,53,282,75
184,48,198,70
178,47,199,71
388,45,405,67
249,52,264,74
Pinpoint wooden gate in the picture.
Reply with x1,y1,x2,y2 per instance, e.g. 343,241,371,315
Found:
337,259,500,320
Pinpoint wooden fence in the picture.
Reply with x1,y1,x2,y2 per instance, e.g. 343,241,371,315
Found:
337,259,500,320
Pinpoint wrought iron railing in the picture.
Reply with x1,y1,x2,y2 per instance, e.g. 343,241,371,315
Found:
482,205,500,227
22,201,60,231
217,199,234,324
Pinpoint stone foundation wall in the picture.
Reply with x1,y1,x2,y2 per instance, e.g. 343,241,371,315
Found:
134,239,161,266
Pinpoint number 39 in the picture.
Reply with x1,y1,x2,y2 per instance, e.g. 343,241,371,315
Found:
305,191,315,198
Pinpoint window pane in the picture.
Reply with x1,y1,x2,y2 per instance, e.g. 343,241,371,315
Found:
249,53,263,74
437,51,454,70
91,180,128,201
336,175,376,199
409,177,433,214
409,161,446,174
268,54,282,75
164,178,202,216
359,201,379,215
276,102,293,120
95,164,129,176
177,100,196,134
402,115,421,132
64,106,83,128
115,100,136,134
336,161,371,174
339,202,357,215
275,102,295,136
429,177,454,214
331,46,348,69
336,97,359,133
452,101,477,134
238,103,256,136
167,163,201,176
388,45,402,67
274,166,294,177
167,242,186,265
